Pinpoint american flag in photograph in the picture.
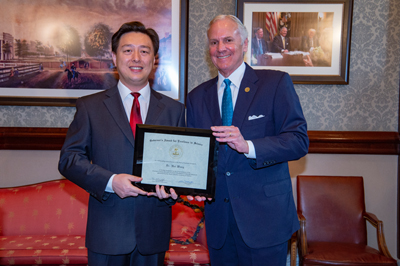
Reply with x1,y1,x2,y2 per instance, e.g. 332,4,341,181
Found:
265,12,278,40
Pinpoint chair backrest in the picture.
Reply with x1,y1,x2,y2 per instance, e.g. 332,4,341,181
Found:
266,41,272,53
289,37,301,51
297,175,367,244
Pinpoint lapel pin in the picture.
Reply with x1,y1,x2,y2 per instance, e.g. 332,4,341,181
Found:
245,87,250,92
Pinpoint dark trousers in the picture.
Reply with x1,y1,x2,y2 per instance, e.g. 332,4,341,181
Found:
208,203,288,266
88,247,165,266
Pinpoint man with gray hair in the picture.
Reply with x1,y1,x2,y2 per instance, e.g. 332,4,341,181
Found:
272,26,290,53
302,28,319,52
186,14,308,266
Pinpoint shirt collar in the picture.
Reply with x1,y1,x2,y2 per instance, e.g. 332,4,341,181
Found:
217,62,246,91
118,80,151,102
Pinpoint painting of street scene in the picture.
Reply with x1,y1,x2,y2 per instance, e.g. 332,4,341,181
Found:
0,0,173,92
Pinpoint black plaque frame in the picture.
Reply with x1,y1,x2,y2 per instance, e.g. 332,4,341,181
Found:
133,124,217,198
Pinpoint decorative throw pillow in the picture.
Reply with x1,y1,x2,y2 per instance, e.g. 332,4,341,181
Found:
170,197,204,243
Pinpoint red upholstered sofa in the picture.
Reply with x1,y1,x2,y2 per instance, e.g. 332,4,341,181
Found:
0,180,210,266
0,180,88,265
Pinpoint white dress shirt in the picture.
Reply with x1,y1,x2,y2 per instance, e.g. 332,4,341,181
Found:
217,62,256,159
119,80,151,123
105,81,151,192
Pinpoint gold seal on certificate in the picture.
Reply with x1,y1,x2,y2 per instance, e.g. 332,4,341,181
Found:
169,145,183,159
133,125,217,197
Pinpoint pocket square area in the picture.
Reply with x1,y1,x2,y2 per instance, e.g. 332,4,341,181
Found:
248,115,265,120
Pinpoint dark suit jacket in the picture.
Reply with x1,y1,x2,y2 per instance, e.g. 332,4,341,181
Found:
302,36,319,51
186,64,308,249
251,36,268,56
272,35,290,53
59,86,185,255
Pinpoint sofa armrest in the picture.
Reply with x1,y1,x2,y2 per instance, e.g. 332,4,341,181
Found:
196,223,208,248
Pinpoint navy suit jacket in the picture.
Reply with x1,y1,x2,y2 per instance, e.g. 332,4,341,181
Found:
59,86,185,255
186,64,308,249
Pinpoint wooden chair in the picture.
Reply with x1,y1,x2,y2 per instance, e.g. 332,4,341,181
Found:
289,37,301,51
266,41,273,53
294,175,396,266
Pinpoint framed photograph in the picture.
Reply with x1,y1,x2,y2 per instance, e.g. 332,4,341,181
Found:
237,0,353,84
133,125,217,198
0,0,188,106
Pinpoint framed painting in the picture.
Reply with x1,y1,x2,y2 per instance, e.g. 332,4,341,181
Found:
237,0,353,84
0,0,188,106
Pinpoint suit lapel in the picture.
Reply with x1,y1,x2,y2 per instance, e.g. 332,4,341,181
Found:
204,77,222,126
232,64,259,129
220,64,259,161
103,86,135,147
145,89,164,124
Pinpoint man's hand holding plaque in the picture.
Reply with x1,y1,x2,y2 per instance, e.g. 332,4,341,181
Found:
113,174,178,200
148,184,178,200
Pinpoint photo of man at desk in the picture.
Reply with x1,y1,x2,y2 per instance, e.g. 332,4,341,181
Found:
250,11,334,67
302,28,319,52
251,27,268,57
272,27,290,53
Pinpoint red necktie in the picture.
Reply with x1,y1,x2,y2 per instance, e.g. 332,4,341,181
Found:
130,92,142,137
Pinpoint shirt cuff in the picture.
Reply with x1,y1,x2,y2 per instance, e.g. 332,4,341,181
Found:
105,174,116,193
244,140,256,159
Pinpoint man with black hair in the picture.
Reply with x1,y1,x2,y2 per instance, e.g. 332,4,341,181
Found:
59,21,185,266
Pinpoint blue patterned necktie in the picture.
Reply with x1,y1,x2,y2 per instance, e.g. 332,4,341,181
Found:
222,79,233,126
259,40,263,54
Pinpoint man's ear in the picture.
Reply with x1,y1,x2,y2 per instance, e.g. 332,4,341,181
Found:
112,52,117,66
243,38,249,53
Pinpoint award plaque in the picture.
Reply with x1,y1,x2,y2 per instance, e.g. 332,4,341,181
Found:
133,124,217,198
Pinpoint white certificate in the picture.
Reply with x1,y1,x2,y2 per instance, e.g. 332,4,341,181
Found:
141,132,210,189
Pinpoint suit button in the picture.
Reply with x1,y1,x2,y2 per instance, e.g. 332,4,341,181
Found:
226,172,231,176
224,198,230,203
